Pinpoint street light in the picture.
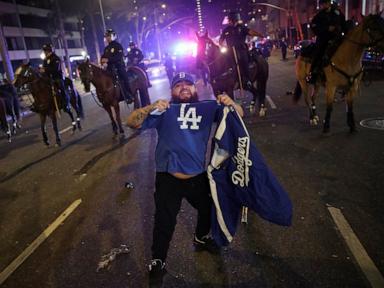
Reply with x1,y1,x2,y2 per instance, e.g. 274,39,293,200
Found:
154,4,166,59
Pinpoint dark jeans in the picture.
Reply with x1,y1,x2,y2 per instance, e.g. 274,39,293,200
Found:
52,78,70,112
152,172,212,262
108,65,132,98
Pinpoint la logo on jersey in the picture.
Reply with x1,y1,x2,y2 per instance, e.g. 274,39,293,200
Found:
177,104,202,130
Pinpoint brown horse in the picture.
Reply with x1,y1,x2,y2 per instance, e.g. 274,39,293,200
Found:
196,32,269,117
294,13,384,133
77,59,150,136
13,63,83,146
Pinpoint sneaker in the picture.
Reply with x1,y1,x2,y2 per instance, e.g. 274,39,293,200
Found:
193,235,221,254
148,259,167,287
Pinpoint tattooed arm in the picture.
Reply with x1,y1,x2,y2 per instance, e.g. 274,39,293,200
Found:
126,99,169,129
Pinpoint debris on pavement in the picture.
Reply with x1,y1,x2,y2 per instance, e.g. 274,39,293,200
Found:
96,245,130,272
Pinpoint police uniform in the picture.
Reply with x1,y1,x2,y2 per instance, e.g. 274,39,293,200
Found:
219,23,252,85
102,40,132,98
308,3,346,83
127,47,144,66
43,52,70,112
127,45,152,87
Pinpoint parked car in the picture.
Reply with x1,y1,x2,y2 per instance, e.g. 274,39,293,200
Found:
294,40,314,58
145,59,167,79
362,48,384,70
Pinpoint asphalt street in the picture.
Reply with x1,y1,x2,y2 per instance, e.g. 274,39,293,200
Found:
0,50,383,288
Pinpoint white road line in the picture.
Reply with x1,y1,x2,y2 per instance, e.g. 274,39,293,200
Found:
266,95,277,109
0,199,82,285
59,126,73,134
328,207,384,288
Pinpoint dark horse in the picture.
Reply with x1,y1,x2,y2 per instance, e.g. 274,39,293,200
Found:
196,32,269,117
77,59,150,136
0,82,21,142
13,63,84,146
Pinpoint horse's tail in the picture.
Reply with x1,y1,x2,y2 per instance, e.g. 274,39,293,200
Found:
77,92,84,119
293,81,302,103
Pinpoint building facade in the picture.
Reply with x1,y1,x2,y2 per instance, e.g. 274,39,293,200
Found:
0,0,86,80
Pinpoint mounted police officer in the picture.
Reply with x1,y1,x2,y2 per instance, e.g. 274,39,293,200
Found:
219,11,264,88
127,41,144,66
127,41,152,87
306,0,346,84
101,29,133,101
42,44,70,112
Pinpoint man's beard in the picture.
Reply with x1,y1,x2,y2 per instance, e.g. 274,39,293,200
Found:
171,90,199,103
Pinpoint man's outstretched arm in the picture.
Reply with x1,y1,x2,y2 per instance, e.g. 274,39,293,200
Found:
126,99,169,129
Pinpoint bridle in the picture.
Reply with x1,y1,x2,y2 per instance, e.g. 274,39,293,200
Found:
345,16,384,48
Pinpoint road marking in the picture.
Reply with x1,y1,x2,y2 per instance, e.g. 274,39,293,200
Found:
59,126,73,134
328,207,384,288
266,95,277,109
0,199,82,285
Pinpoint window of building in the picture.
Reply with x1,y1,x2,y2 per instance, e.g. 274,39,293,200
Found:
64,22,78,31
25,37,51,50
20,14,53,30
67,39,82,49
16,0,52,9
6,37,25,50
0,14,19,27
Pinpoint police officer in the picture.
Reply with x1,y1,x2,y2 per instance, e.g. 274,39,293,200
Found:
163,52,174,87
101,29,133,101
42,44,70,112
219,11,263,88
127,41,152,87
127,41,144,66
306,0,346,84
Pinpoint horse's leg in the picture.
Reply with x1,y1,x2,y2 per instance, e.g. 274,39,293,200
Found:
114,102,125,135
309,84,320,125
323,86,336,134
72,92,82,130
104,105,118,135
256,78,267,117
65,108,77,133
40,114,50,146
345,89,357,133
51,113,61,146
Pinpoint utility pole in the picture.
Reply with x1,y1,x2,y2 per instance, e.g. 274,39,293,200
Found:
12,0,30,62
89,10,101,63
0,22,14,81
54,0,72,79
345,0,349,20
98,0,106,32
154,9,162,59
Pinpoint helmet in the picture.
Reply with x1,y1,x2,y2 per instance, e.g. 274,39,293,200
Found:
42,43,53,52
319,0,331,4
104,29,117,40
228,11,241,23
128,41,136,48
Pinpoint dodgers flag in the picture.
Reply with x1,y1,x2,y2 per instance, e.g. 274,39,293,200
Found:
207,106,293,246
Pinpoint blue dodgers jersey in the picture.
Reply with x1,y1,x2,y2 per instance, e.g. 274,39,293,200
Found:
141,100,221,175
208,107,293,246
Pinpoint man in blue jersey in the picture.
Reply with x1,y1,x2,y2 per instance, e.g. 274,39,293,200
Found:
127,72,243,286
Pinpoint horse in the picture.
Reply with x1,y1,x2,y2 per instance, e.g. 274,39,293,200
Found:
0,82,21,142
294,13,384,133
12,63,84,146
77,59,150,136
0,97,12,142
196,31,269,117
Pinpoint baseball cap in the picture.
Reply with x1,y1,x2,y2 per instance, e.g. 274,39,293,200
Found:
171,72,194,88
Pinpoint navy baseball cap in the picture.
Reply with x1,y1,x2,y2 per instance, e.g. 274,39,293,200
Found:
171,72,194,88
